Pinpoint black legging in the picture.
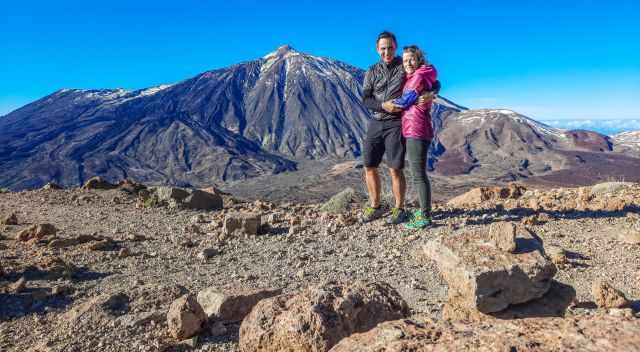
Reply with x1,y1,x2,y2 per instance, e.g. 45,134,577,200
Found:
406,138,432,215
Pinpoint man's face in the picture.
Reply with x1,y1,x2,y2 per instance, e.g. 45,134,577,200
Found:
377,38,396,64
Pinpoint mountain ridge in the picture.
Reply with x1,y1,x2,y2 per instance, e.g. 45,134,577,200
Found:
1,46,638,191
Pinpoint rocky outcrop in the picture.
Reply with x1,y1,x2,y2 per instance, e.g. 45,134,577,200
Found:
329,315,640,352
239,281,409,352
143,186,223,210
423,227,556,314
447,184,525,208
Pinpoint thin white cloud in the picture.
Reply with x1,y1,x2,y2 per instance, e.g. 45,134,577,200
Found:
540,119,640,135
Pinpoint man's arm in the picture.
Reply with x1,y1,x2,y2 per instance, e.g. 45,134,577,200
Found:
362,70,384,113
417,80,441,106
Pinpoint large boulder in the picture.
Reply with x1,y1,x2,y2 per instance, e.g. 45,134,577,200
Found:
239,281,409,352
329,315,640,352
182,189,223,210
423,227,556,313
197,287,282,322
167,294,207,340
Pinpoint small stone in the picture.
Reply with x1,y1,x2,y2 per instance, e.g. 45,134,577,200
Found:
167,294,207,340
126,233,147,242
52,285,74,296
42,182,63,190
592,281,630,309
88,238,116,251
319,188,354,213
2,213,18,225
117,310,165,327
488,222,517,253
296,270,305,279
209,321,227,336
289,225,302,236
118,247,132,258
546,245,567,265
156,187,190,203
184,224,202,234
608,308,634,318
190,214,207,224
10,277,27,293
82,176,117,190
180,336,199,349
197,248,219,261
16,224,57,241
264,213,280,224
223,212,261,236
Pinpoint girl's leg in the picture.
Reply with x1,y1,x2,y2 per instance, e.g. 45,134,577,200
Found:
407,138,432,216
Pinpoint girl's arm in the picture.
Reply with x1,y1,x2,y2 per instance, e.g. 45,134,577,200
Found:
392,90,419,109
392,74,423,109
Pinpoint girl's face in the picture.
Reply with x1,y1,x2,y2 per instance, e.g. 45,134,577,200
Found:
402,52,418,74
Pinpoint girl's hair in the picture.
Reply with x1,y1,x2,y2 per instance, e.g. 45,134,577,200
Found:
403,45,426,66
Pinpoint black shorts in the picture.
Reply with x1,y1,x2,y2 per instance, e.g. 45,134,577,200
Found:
362,119,406,170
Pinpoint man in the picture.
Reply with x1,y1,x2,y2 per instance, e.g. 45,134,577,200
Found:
360,31,439,224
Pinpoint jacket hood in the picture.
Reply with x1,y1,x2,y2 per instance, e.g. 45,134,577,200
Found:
408,64,437,83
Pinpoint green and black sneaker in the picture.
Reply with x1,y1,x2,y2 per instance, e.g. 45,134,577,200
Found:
386,207,409,225
404,210,433,230
360,206,385,223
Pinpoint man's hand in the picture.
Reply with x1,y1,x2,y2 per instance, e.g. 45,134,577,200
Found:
417,91,436,107
382,101,403,113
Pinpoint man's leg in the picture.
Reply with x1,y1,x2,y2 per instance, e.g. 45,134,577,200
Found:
360,120,386,222
388,167,406,209
384,119,409,224
365,167,381,208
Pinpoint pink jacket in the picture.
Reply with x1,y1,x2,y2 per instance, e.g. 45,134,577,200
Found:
392,64,437,140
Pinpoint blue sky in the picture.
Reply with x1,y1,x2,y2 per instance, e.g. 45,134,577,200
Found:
1,0,639,121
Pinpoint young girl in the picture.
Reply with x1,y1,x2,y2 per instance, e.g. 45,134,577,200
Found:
392,45,437,229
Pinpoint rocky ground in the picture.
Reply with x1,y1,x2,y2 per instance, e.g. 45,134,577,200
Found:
1,179,639,351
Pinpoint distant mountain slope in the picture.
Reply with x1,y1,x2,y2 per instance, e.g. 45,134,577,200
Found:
431,109,628,181
612,131,640,157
